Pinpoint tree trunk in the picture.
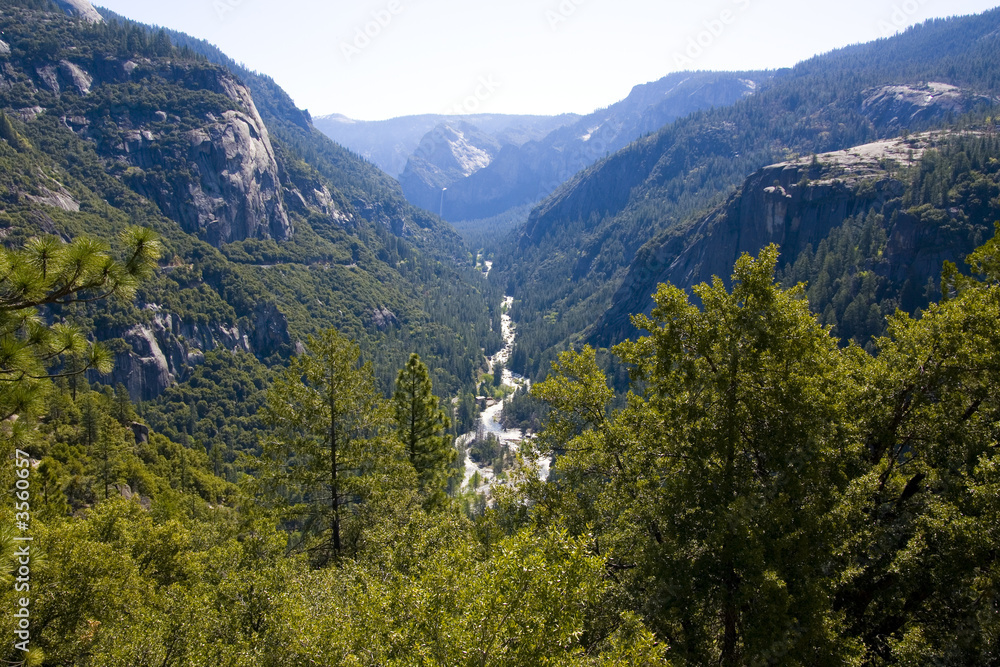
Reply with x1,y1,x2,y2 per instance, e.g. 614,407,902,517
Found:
721,350,741,667
330,387,341,559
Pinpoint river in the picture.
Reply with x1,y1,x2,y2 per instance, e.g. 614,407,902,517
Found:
457,295,550,496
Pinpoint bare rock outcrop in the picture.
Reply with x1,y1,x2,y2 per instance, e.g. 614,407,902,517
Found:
250,301,291,356
52,0,104,23
13,51,294,248
595,134,950,344
32,61,93,96
118,74,292,246
59,60,92,95
102,300,291,401
371,306,399,331
862,82,995,133
116,324,175,402
104,308,249,401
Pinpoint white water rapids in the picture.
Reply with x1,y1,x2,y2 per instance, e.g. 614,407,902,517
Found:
457,296,550,496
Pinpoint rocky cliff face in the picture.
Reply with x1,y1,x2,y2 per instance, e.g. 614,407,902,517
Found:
399,121,502,214
112,70,292,246
52,0,104,23
861,82,996,133
105,300,291,402
1,26,292,247
594,134,945,344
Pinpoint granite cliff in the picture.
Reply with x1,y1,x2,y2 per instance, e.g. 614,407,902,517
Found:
595,132,986,345
103,300,290,401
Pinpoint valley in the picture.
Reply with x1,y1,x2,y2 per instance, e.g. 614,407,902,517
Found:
2,0,1000,663
458,294,550,498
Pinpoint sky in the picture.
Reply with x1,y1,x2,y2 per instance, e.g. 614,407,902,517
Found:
94,0,1000,121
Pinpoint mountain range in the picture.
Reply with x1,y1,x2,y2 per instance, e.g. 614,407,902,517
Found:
6,0,1000,429
313,112,580,179
6,0,1000,423
320,71,761,228
0,0,501,437
5,1,1000,662
493,12,1000,378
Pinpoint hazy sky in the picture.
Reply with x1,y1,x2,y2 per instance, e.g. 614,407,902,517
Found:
95,0,1000,120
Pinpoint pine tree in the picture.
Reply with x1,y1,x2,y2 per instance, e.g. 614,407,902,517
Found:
393,353,454,504
259,329,404,565
36,457,71,518
492,359,504,388
111,383,136,426
0,228,161,431
80,391,128,500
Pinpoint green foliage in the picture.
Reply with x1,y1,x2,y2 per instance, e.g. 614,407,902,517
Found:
0,0,502,467
500,383,546,433
0,495,665,665
533,247,859,664
3,3,999,664
7,239,999,664
256,328,412,565
142,349,271,478
0,110,31,152
0,228,160,434
527,239,1000,664
468,433,502,466
393,353,454,504
832,245,1000,662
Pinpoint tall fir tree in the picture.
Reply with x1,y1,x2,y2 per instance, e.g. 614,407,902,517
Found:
393,353,455,504
259,329,406,565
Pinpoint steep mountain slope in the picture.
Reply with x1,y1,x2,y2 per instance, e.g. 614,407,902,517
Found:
497,9,1000,378
0,0,500,439
314,112,579,178
597,131,1000,348
406,71,761,223
137,15,469,266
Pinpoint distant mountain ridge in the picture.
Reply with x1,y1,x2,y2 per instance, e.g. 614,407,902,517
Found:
314,112,580,178
495,8,1000,379
400,71,762,223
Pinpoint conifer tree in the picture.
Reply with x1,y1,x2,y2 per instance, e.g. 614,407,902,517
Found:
111,383,136,426
535,245,859,665
259,329,402,565
492,359,504,388
393,353,454,503
0,228,160,429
